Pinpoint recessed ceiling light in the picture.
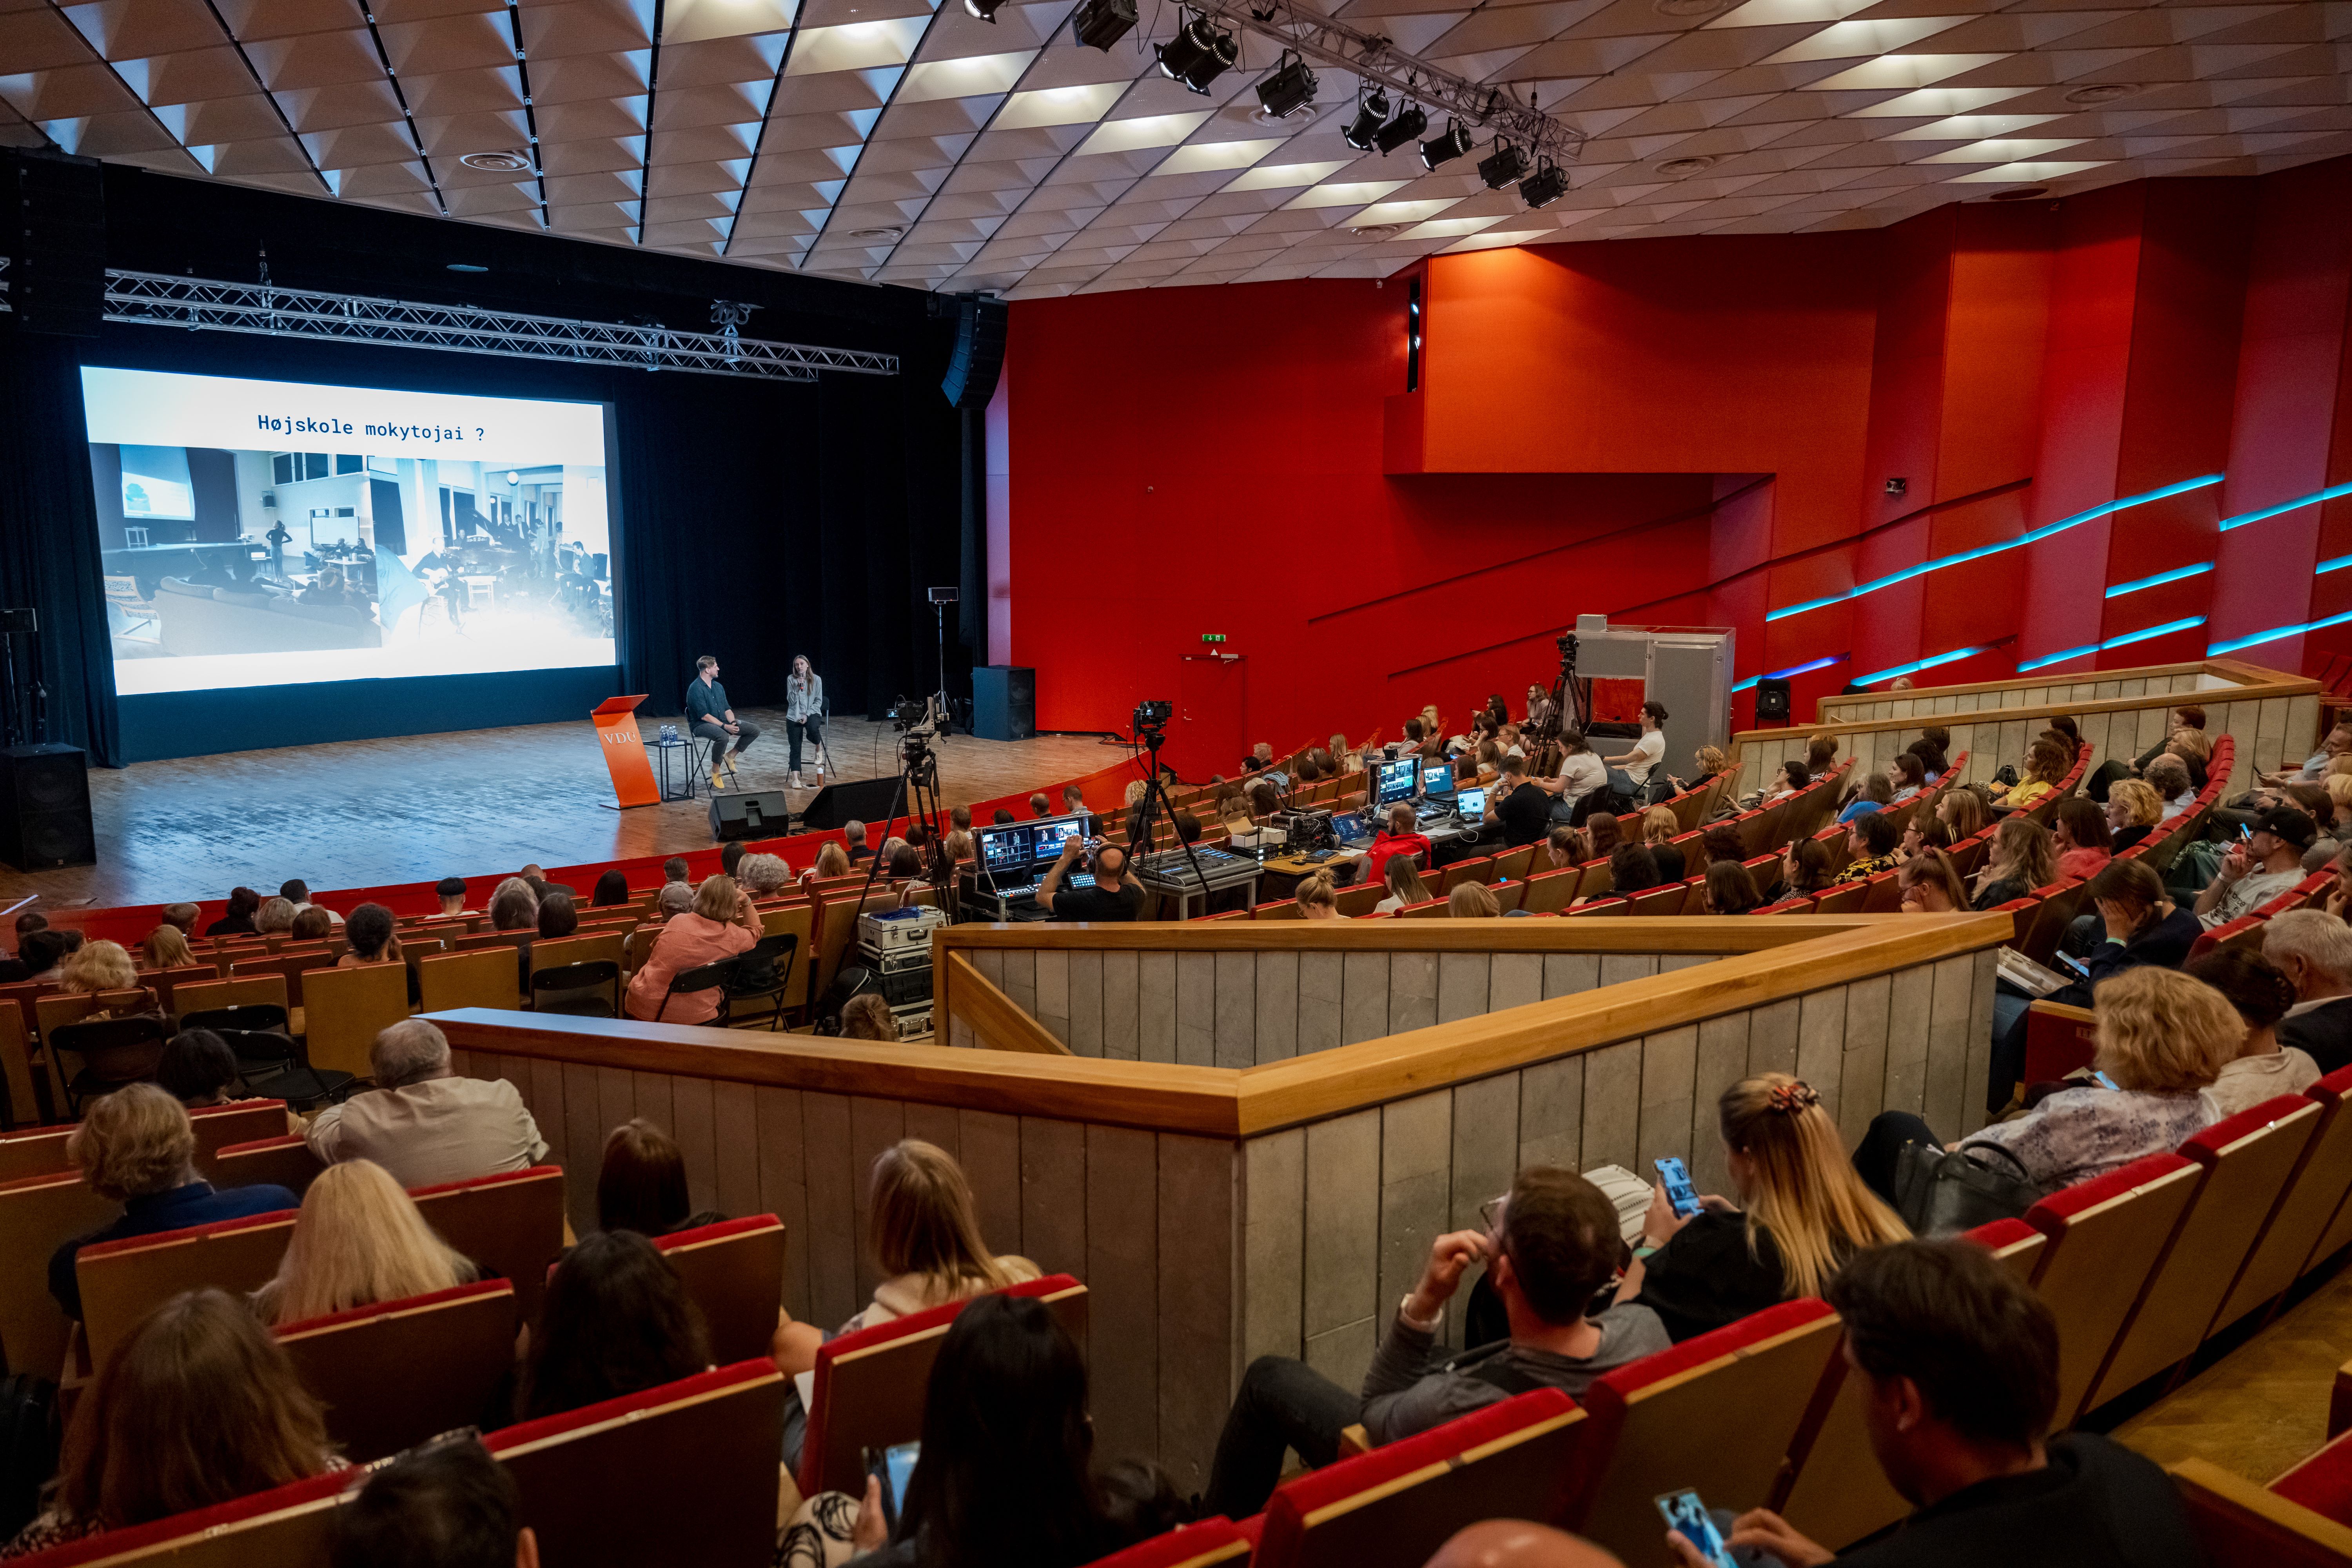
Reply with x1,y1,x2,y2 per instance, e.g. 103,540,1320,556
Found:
459,150,533,172
1657,155,1716,177
1654,0,1733,15
2063,83,2138,105
849,226,905,241
1987,186,2049,202
1349,223,1403,239
446,263,490,272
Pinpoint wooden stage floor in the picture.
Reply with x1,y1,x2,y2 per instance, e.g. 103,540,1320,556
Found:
0,710,1130,913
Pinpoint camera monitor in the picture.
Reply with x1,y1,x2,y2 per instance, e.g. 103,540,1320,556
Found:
1421,762,1455,799
1034,817,1088,860
1374,758,1419,806
977,826,1032,875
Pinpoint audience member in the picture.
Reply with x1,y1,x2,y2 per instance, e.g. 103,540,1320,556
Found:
487,879,537,933
1897,851,1970,914
1699,822,1746,871
1624,1075,1908,1343
812,842,852,880
155,903,198,936
1990,738,2072,810
281,879,344,928
2164,728,2212,794
1604,701,1670,799
1805,733,1839,777
155,1028,241,1107
1449,882,1501,918
1605,842,1662,899
1937,787,1990,841
623,875,760,1021
290,906,334,941
597,1118,723,1237
57,940,142,1009
663,856,691,885
0,911,46,981
1361,802,1436,886
307,1020,548,1189
1485,755,1552,848
4,1290,342,1556
1547,730,1610,821
2131,704,2205,775
206,887,262,937
1888,752,1928,802
1639,807,1685,880
1029,792,1052,818
338,902,400,967
1202,1167,1668,1518
330,1437,536,1568
2049,797,2113,881
254,897,298,936
1295,869,1343,921
2104,779,2165,853
1042,838,1145,922
2145,753,2196,815
1857,967,2232,1199
1665,746,1731,799
142,923,196,971
1836,812,1902,884
718,842,746,883
1586,812,1622,858
2194,806,2315,928
590,870,630,907
436,877,471,916
844,1292,1156,1568
1895,815,1951,866
839,993,900,1040
1972,817,2054,910
2269,909,2352,1074
846,821,872,863
1700,859,1766,915
1376,854,1432,915
1838,773,1894,825
655,882,697,920
12,929,68,985
943,829,976,869
1540,824,1584,871
1436,1521,1622,1568
1667,1240,2200,1568
519,1229,710,1420
534,892,579,942
2186,949,2317,1117
251,1159,481,1326
1766,839,1834,905
48,1085,299,1321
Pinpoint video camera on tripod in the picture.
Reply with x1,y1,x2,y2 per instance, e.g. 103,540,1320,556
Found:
1133,699,1172,745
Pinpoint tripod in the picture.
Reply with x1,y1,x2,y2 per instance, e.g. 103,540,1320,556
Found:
853,701,953,918
1125,716,1213,911
1532,632,1593,748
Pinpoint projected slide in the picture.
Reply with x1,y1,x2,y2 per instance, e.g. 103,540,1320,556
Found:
82,367,616,697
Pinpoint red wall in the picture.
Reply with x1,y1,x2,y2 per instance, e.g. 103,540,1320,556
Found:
1002,157,2352,747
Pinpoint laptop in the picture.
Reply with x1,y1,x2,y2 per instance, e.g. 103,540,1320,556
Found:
1456,786,1487,819
1331,811,1370,847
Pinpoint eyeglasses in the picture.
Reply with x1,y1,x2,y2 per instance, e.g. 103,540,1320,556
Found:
1479,1194,1508,1235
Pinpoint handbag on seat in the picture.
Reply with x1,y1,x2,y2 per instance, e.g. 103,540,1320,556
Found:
1892,1140,2051,1234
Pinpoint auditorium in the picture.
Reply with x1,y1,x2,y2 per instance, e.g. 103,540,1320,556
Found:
3,0,2352,1559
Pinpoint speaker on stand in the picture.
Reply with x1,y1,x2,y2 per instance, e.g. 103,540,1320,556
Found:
1754,677,1793,728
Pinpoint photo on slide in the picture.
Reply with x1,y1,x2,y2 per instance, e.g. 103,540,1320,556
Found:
82,367,618,697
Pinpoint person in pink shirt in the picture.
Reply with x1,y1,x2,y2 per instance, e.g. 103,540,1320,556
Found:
624,874,761,1023
2051,797,2114,884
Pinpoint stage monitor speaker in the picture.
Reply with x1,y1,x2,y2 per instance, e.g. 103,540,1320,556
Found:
709,789,791,842
8,153,106,338
1754,677,1793,723
972,665,1034,742
940,296,1008,410
0,745,96,870
799,775,908,832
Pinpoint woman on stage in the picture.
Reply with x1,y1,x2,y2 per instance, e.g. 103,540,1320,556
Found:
786,654,826,790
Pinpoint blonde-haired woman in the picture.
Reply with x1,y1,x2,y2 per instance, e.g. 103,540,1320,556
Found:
1936,786,1991,841
250,1159,478,1325
1293,869,1343,921
1372,853,1429,915
1448,881,1500,918
2105,778,2167,852
58,939,139,995
1621,1074,1909,1341
254,897,298,936
1641,806,1686,881
1857,966,2234,1210
1971,815,2056,910
622,874,760,1022
141,925,196,971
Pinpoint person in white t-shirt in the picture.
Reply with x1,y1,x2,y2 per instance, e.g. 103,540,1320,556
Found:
1536,728,1610,821
1606,701,1669,792
2188,947,2319,1118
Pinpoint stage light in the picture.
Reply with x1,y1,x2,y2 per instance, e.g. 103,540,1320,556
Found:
1419,118,1472,170
1342,87,1391,151
1373,103,1426,155
1156,13,1237,93
965,0,1004,19
1477,139,1531,188
1256,52,1318,119
1070,0,1136,50
1519,158,1567,208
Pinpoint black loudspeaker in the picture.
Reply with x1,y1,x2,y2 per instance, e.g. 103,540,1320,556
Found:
1754,677,1793,723
8,153,106,338
940,296,1008,410
708,789,791,842
0,745,96,869
799,775,908,832
972,666,1034,742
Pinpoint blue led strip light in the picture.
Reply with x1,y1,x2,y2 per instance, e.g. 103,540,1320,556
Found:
1765,474,2225,623
1853,644,1992,688
2216,479,2352,533
2209,608,2352,657
1731,653,1846,694
2020,616,2207,672
2321,554,2352,575
2105,561,2213,598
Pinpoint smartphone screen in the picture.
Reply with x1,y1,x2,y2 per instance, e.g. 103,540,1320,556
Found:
866,1441,920,1528
1655,1491,1736,1568
2239,823,2254,841
2056,951,2089,977
1655,1156,1702,1219
2092,1070,2120,1091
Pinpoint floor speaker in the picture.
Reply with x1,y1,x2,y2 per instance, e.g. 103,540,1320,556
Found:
973,666,1034,742
0,745,95,869
708,789,791,842
798,775,908,832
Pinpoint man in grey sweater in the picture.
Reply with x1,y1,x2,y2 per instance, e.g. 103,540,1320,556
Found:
1201,1166,1670,1518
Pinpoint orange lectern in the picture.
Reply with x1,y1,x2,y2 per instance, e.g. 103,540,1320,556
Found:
592,696,662,810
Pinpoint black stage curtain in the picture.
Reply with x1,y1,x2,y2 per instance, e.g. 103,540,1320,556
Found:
0,153,972,764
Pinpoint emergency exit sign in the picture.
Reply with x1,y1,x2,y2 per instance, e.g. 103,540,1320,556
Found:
1201,633,1227,643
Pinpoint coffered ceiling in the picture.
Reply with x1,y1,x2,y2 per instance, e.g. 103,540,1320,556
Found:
2,0,2347,298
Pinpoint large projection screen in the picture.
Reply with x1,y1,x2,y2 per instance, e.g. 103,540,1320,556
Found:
82,367,616,698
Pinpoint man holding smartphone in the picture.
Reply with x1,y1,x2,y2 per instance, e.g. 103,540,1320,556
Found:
1040,836,1145,922
2194,806,2315,929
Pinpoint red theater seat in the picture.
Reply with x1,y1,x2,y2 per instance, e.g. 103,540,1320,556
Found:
2176,1456,2352,1568
1252,1390,1585,1568
2218,1068,2352,1333
799,1273,1087,1497
652,1214,787,1366
275,1279,519,1463
487,1359,786,1568
2274,1429,2352,1530
2019,1153,2201,1426
212,1133,327,1198
0,1466,351,1568
0,1170,120,1381
1079,1518,1253,1568
408,1165,566,1330
1567,1299,1843,1563
77,1207,299,1370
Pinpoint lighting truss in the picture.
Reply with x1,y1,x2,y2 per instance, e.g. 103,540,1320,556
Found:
4,268,898,383
1184,0,1585,164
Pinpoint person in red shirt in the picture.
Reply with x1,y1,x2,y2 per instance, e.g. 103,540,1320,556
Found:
1360,802,1434,886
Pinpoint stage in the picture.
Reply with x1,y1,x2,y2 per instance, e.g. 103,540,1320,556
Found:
0,711,1125,912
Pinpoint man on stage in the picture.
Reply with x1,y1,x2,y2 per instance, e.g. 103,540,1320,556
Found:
687,655,759,789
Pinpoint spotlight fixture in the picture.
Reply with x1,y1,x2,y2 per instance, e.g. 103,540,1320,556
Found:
459,149,532,172
1987,186,2049,202
1255,51,1318,119
1418,118,1473,171
1477,138,1532,189
1519,158,1567,208
1156,11,1238,93
1070,0,1136,49
1342,87,1391,151
1657,154,1715,177
1372,102,1426,155
965,0,1003,18
2063,82,2138,104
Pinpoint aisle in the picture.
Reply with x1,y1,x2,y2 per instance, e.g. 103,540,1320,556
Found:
0,712,1128,910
